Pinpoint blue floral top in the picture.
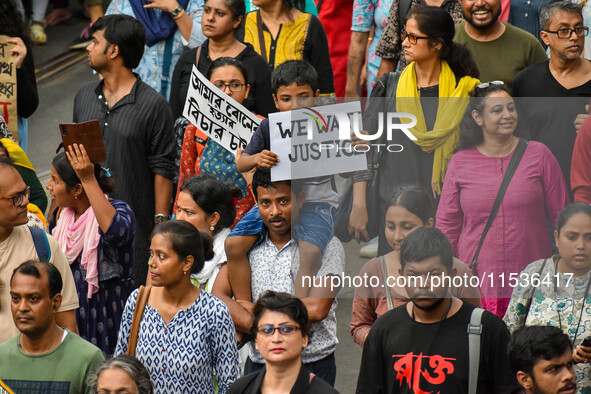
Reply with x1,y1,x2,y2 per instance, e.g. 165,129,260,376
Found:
504,257,591,392
351,0,393,94
115,289,240,393
106,0,206,100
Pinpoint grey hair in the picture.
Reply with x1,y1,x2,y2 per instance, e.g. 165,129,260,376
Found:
540,1,582,31
88,355,153,394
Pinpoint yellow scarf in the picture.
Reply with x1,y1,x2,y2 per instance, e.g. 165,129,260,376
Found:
0,138,35,171
396,61,479,195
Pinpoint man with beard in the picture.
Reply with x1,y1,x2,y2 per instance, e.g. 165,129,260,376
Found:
508,326,577,394
356,227,518,394
454,0,547,91
513,1,591,197
72,14,175,285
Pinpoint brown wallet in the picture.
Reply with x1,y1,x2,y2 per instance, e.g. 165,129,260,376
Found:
57,120,106,163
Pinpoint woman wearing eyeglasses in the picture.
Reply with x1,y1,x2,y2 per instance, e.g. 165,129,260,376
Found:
46,145,136,355
348,5,479,255
228,291,339,393
436,82,570,318
176,57,257,227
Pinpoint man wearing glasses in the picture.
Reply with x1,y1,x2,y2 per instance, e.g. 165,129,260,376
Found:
513,1,591,198
454,0,547,91
0,158,79,344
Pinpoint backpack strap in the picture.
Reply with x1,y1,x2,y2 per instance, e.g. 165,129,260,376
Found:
467,307,485,394
28,226,51,262
256,10,268,64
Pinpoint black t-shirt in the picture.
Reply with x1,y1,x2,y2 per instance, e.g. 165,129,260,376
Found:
513,60,591,195
355,301,519,394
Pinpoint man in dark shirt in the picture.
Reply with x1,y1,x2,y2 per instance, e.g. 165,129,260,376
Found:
513,1,591,197
453,0,547,92
356,227,518,394
73,15,175,284
508,326,577,394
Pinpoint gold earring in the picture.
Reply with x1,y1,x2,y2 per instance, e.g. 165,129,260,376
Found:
183,271,187,275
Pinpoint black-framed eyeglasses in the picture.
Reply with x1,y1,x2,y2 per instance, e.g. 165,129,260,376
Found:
256,324,300,336
213,82,245,92
544,26,589,39
400,32,430,45
0,186,30,206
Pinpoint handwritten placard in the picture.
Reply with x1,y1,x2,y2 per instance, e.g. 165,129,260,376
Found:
182,65,260,154
269,101,367,181
0,36,17,141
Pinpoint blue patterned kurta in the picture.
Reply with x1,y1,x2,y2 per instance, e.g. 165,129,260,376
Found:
50,199,136,356
106,0,206,100
115,289,240,393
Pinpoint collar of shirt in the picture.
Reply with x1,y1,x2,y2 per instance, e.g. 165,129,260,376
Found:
93,73,142,109
260,233,295,254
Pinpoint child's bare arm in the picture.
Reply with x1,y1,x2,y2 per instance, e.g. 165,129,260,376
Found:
236,150,279,173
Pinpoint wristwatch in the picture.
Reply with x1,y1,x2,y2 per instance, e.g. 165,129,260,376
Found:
154,214,170,225
170,4,184,17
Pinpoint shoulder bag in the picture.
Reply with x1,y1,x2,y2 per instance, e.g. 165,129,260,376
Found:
127,285,152,357
469,139,528,271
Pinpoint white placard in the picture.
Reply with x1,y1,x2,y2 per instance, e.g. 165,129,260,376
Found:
270,101,367,181
183,65,261,154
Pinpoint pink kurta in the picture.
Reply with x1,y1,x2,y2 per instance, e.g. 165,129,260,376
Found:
436,140,569,317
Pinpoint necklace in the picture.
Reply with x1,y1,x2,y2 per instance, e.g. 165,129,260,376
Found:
555,258,591,343
411,297,453,322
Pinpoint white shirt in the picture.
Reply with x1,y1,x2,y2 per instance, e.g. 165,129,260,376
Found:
248,235,345,363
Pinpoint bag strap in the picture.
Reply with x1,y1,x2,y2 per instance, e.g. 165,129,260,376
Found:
398,0,413,28
524,259,548,319
195,45,202,68
28,226,51,262
160,36,175,97
256,10,268,64
127,285,152,357
470,139,528,270
379,256,394,311
467,307,485,394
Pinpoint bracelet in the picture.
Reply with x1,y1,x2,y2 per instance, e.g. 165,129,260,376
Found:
154,214,170,225
172,8,186,20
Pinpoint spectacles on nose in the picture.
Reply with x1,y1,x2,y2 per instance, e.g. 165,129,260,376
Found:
543,26,589,39
0,186,30,206
213,82,245,92
401,32,430,45
256,324,300,336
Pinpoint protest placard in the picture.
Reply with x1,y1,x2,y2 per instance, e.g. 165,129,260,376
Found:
269,101,367,181
182,65,260,154
0,36,17,141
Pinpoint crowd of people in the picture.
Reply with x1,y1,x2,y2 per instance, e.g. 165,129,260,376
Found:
1,0,591,392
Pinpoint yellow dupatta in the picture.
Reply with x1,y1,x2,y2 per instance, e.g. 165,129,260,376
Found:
396,61,479,195
0,138,35,171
